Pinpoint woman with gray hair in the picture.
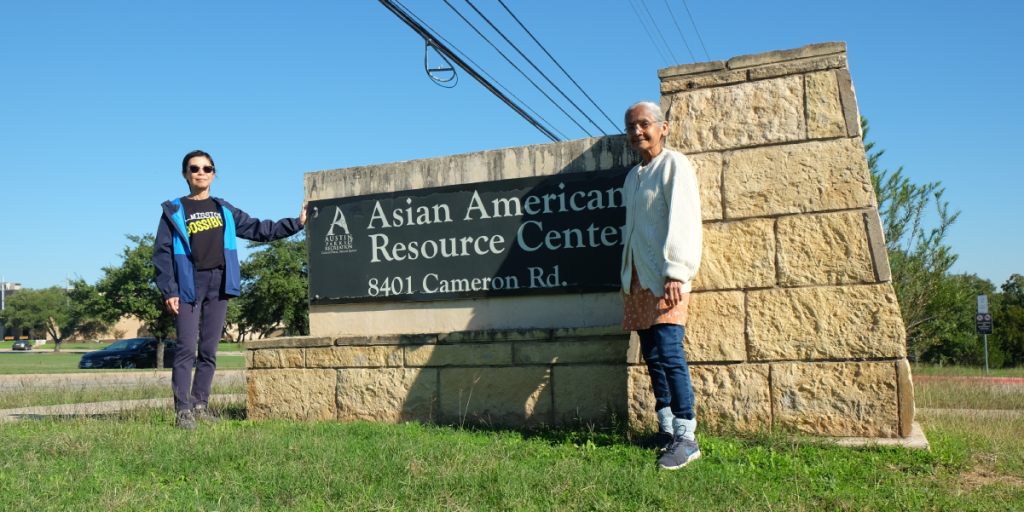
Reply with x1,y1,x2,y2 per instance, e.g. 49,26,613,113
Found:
620,100,703,469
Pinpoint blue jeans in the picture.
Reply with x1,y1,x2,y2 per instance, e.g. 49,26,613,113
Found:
638,324,695,420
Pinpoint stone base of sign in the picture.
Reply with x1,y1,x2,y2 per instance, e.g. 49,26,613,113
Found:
271,41,917,441
247,331,916,439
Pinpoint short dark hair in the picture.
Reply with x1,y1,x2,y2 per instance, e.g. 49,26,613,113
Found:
181,150,215,174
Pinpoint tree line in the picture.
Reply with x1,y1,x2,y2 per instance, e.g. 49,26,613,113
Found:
5,121,1022,368
864,118,1023,367
0,234,309,367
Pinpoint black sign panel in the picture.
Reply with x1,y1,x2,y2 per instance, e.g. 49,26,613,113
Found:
307,169,630,305
976,313,994,335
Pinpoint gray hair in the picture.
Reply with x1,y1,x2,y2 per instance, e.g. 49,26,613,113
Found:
625,100,669,142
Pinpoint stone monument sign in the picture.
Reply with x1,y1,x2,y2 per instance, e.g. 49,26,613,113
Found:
247,42,915,439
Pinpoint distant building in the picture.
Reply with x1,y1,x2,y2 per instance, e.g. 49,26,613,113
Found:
1,282,23,340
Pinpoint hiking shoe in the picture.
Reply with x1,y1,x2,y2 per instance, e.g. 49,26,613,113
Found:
193,404,222,423
176,409,198,430
634,431,674,451
657,436,701,470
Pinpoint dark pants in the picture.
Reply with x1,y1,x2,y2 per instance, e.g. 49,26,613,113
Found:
638,324,695,420
173,268,228,412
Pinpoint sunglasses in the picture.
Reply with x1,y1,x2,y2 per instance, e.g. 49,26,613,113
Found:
188,165,215,174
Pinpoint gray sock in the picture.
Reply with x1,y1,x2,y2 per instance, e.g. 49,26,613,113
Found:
656,406,674,433
673,417,696,440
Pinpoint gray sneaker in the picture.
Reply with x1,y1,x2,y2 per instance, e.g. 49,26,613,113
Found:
176,409,198,430
657,436,701,470
193,404,222,423
634,431,674,451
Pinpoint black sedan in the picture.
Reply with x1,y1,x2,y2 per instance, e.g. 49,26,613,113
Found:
12,340,33,350
78,338,177,369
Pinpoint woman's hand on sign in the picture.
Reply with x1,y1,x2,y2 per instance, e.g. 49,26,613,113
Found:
663,279,684,307
300,202,308,226
166,297,179,315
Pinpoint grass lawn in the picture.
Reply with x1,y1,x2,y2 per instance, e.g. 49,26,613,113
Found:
0,382,246,410
0,354,245,375
0,407,1021,511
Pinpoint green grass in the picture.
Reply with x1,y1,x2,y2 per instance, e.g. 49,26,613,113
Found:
0,382,246,410
912,365,1024,378
0,410,1021,511
918,410,1024,476
0,354,245,375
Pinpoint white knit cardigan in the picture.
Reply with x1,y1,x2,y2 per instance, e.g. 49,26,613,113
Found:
620,148,703,296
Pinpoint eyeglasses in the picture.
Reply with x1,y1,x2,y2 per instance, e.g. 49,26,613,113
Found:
188,165,215,174
625,120,657,133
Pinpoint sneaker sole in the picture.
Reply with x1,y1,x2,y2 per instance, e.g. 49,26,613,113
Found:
658,450,701,470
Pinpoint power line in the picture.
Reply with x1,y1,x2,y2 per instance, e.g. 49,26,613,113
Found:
379,0,561,141
461,0,606,136
495,0,622,134
393,0,568,139
442,0,593,137
662,0,696,63
637,0,678,64
626,0,670,67
679,0,710,61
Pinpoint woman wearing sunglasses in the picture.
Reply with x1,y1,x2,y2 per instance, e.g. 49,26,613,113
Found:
153,149,307,430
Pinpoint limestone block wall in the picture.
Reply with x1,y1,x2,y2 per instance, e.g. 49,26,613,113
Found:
246,327,631,426
630,41,914,438
249,41,914,439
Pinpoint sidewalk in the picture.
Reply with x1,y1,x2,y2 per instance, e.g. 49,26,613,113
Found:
0,393,245,424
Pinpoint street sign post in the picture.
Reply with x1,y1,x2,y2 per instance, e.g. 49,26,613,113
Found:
977,295,993,374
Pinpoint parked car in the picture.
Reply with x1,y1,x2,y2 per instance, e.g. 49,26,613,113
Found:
78,338,177,369
11,340,32,350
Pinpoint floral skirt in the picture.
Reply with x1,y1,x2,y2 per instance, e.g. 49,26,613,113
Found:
622,265,689,331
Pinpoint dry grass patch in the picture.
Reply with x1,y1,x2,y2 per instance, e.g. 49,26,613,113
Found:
914,379,1024,411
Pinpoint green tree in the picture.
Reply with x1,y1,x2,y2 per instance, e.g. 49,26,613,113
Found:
0,282,110,352
921,274,1003,366
862,117,964,360
238,236,309,339
994,274,1024,366
97,234,176,369
223,298,241,342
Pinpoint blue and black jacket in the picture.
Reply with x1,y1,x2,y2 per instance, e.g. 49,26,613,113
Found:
153,197,304,304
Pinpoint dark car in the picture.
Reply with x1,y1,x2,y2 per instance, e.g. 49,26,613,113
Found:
78,338,177,369
12,340,33,350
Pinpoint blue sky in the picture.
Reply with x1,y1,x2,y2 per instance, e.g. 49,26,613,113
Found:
1,0,1021,290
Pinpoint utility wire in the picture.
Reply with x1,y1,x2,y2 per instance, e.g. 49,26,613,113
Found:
442,0,593,137
391,0,567,140
638,0,678,64
462,0,606,136
662,0,696,63
626,0,671,67
679,0,710,60
496,0,621,134
381,0,561,141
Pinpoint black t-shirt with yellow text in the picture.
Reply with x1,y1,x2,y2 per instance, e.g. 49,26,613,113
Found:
180,197,226,270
